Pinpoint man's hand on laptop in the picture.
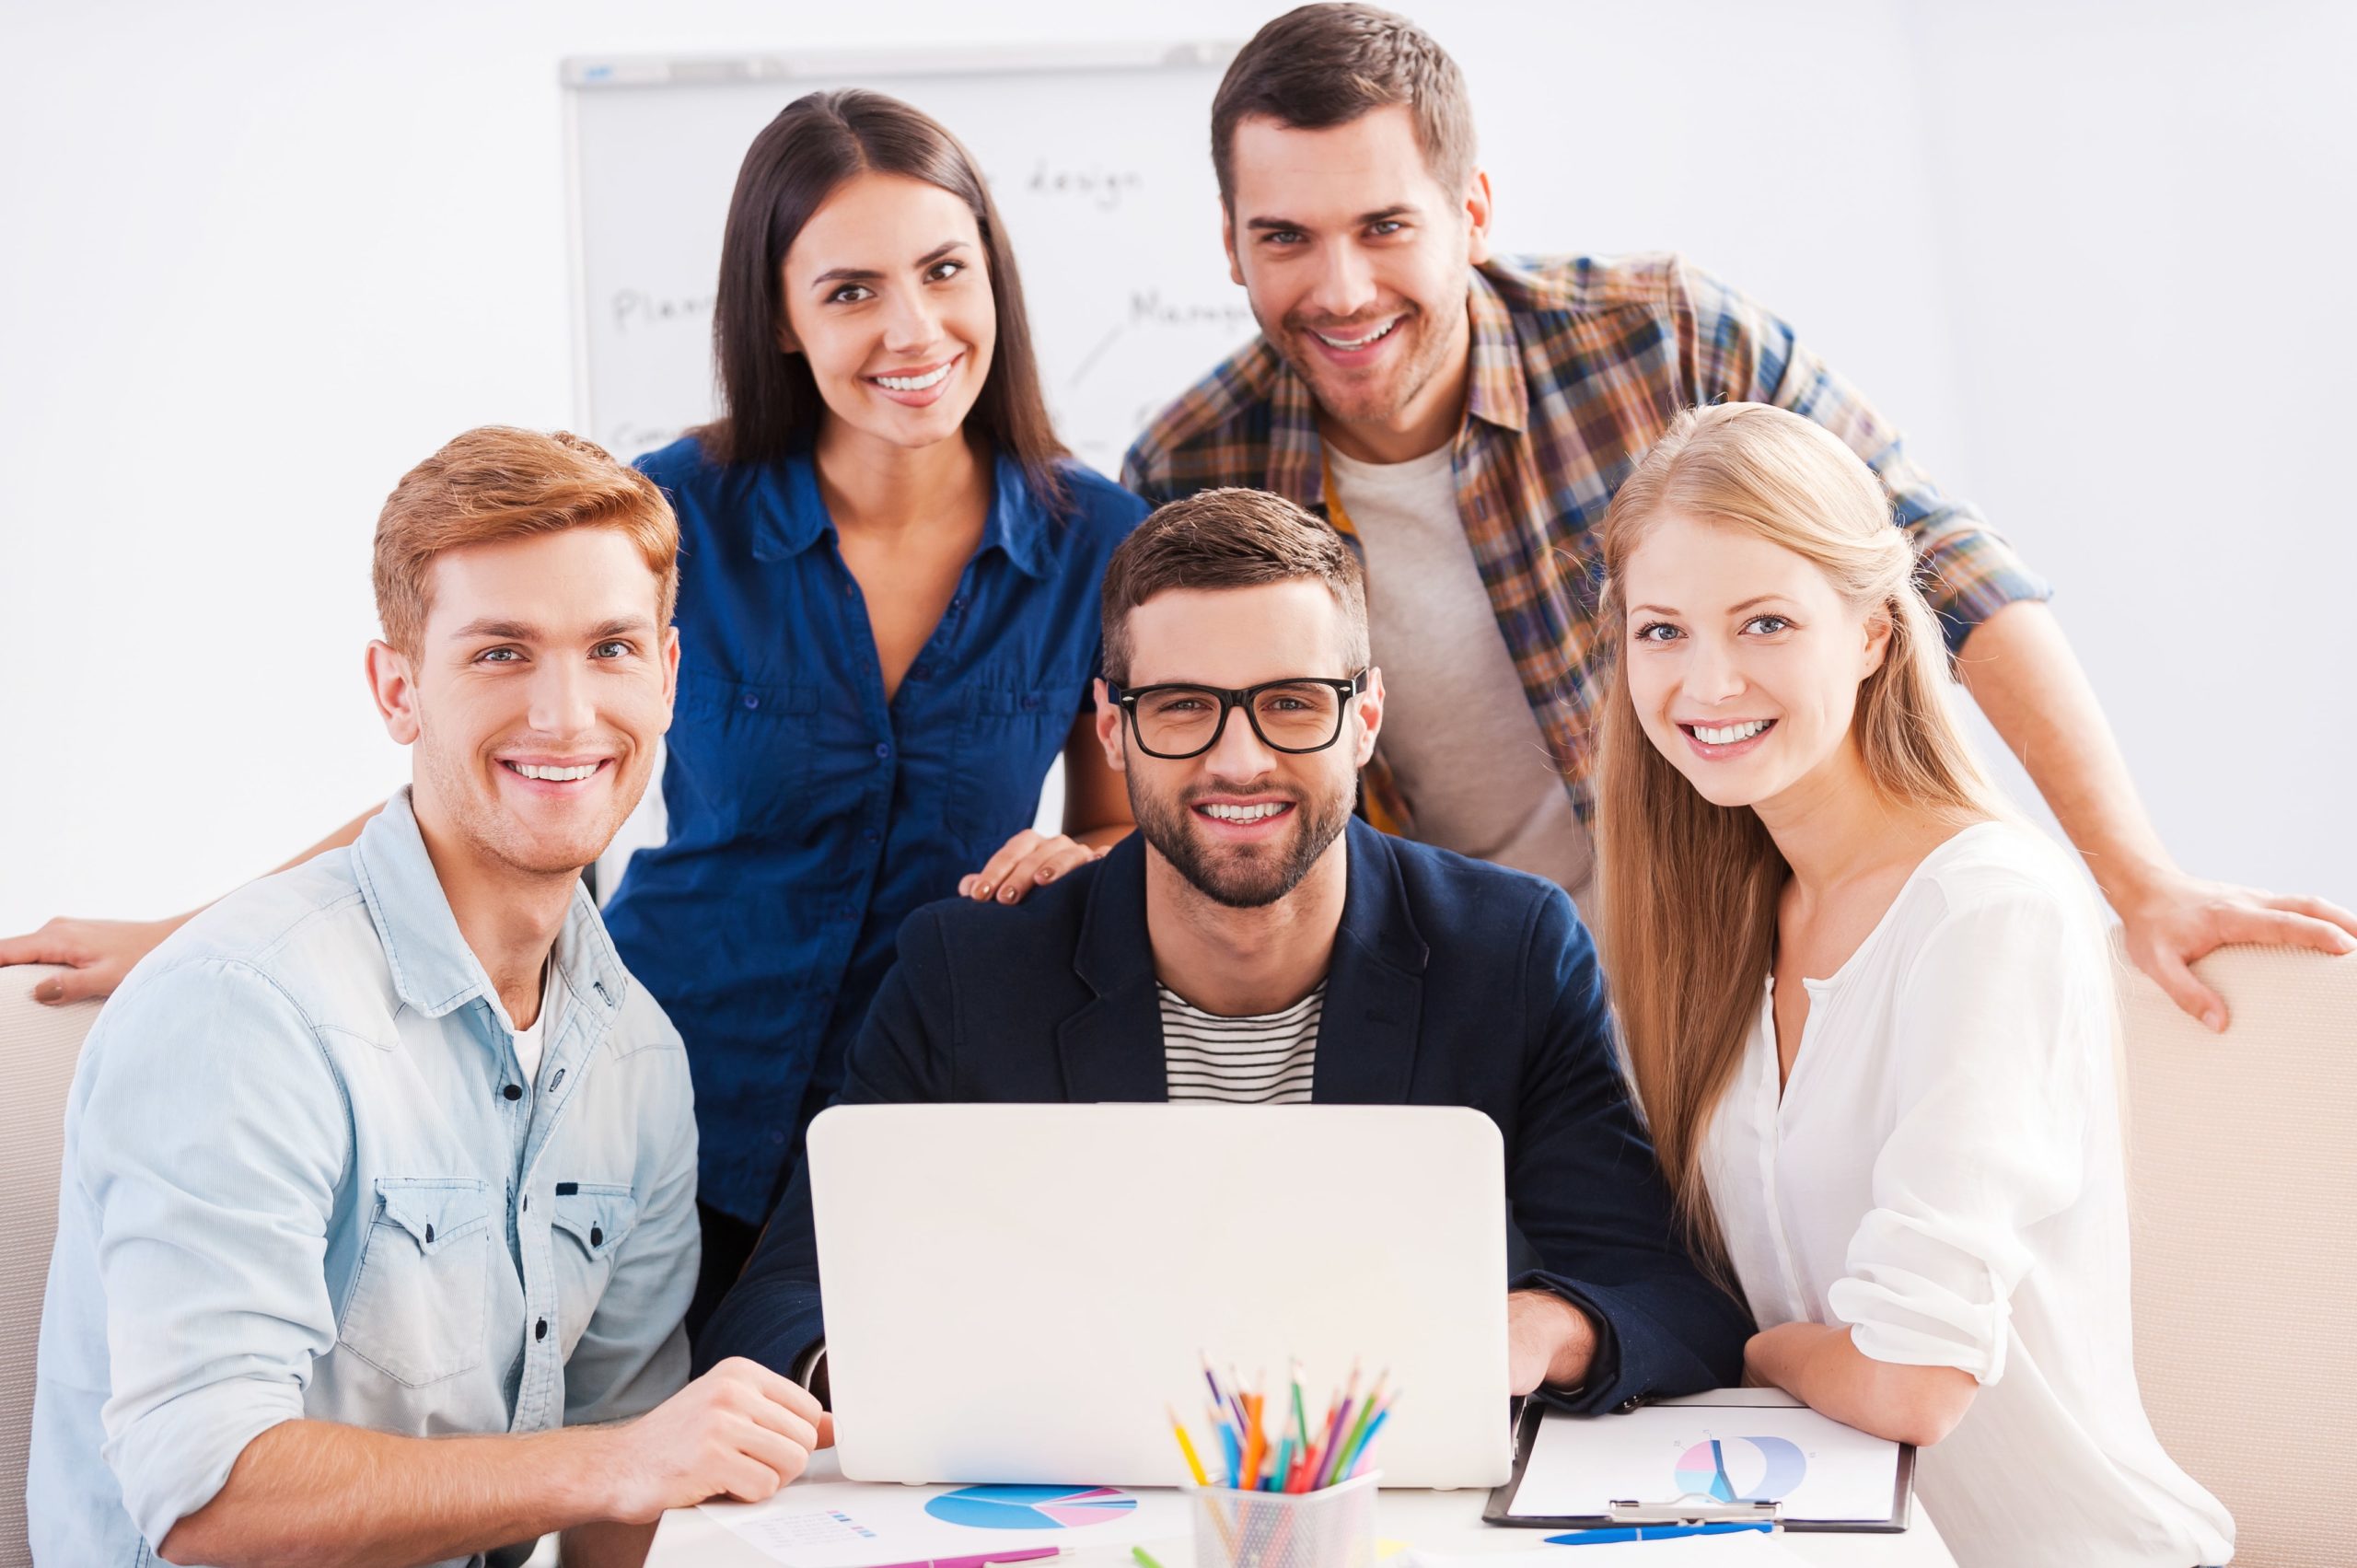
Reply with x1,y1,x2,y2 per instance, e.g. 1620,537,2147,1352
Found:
1506,1289,1598,1396
598,1357,834,1521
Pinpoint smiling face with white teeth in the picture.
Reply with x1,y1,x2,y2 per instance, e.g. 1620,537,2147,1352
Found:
778,171,995,458
1619,509,1892,814
1224,105,1492,463
368,527,679,885
1098,579,1384,911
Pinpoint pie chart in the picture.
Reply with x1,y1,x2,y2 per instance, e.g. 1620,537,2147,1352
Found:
924,1484,1142,1530
1674,1436,1807,1504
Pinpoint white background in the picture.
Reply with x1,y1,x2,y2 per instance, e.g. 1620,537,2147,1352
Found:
2,0,2351,931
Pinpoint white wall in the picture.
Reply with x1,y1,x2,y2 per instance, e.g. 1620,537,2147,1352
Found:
3,0,2348,931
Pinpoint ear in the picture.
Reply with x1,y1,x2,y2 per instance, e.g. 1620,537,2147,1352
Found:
1093,678,1128,773
1463,168,1495,266
658,624,681,732
366,639,422,746
1861,602,1896,678
1352,667,1386,765
1221,199,1246,288
774,313,801,355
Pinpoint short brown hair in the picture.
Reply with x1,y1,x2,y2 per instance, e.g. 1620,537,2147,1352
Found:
373,426,679,657
1210,3,1476,209
1100,488,1369,684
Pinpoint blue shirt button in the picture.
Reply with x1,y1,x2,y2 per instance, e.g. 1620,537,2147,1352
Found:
861,828,879,843
874,742,891,761
1021,693,1041,711
741,692,760,710
768,1129,787,1146
911,663,930,679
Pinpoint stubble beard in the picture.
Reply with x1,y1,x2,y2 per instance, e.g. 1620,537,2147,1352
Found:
1132,775,1354,910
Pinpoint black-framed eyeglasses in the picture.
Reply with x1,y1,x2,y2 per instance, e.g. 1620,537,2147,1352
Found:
1104,670,1370,761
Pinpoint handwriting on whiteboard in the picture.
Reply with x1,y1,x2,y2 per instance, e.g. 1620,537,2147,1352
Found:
612,289,715,332
1022,160,1147,210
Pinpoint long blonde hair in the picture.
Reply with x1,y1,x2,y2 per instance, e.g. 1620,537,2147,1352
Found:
1595,403,2005,1267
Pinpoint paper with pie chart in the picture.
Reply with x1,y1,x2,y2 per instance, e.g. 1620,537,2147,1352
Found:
700,1476,1187,1566
1505,1400,1907,1525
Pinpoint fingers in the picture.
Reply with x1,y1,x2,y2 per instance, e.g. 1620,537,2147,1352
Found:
815,1409,837,1449
993,840,1102,905
2255,893,2357,947
958,832,1103,906
31,967,114,1006
730,1419,817,1492
0,920,90,971
707,1355,825,1425
2140,946,2227,1034
2206,903,2357,959
958,830,1042,902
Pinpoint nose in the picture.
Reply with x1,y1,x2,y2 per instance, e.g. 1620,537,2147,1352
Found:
1201,693,1282,782
1683,635,1748,708
528,654,599,739
1307,239,1379,322
880,283,944,357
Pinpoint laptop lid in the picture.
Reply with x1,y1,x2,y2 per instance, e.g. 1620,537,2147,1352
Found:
809,1101,1513,1488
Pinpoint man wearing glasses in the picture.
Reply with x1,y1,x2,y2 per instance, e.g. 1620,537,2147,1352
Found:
697,488,1751,1411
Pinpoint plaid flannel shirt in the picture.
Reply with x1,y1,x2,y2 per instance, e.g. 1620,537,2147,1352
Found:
1122,253,2051,828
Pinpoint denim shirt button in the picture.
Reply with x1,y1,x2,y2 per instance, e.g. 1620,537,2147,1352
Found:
873,742,891,761
741,692,760,710
535,1318,549,1342
502,1084,522,1102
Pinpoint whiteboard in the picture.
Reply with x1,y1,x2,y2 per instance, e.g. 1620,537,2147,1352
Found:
562,43,1256,478
564,48,1255,893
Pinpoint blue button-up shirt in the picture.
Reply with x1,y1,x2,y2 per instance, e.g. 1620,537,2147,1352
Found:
29,790,698,1565
606,439,1144,1224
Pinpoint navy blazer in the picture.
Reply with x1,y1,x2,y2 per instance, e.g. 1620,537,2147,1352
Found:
698,819,1752,1411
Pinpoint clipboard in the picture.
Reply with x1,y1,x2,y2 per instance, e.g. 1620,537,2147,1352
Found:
1481,1390,1916,1534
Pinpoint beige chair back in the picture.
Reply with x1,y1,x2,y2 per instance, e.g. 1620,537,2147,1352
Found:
2120,943,2357,1567
0,967,100,1568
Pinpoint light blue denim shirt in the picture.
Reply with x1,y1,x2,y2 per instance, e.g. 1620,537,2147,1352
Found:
29,789,699,1565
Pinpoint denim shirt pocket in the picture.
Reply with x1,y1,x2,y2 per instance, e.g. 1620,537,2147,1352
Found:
549,1183,640,1353
669,671,822,840
337,1177,494,1388
948,685,1072,853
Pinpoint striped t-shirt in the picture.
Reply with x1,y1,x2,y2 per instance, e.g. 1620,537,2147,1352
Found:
1158,982,1323,1105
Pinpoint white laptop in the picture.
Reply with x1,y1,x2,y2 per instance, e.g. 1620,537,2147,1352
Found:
807,1101,1513,1489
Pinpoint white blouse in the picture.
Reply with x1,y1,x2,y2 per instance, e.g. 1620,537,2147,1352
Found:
1701,821,2233,1568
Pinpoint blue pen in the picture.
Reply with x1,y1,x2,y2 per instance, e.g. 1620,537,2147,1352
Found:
1544,1522,1775,1546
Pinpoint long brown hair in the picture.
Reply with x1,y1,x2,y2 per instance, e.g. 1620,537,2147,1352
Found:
1595,403,2004,1267
695,88,1070,513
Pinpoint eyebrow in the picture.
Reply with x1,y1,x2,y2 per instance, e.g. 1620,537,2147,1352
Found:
447,614,656,644
1245,204,1419,232
1629,596,1794,619
811,238,971,288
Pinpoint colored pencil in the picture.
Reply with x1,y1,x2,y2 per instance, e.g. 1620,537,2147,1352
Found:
1166,1404,1210,1486
1344,1406,1392,1477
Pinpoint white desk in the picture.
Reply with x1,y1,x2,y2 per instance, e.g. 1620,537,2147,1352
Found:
648,1455,1957,1567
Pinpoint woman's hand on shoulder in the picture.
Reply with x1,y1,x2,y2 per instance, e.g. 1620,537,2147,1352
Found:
0,912,192,1005
958,830,1109,906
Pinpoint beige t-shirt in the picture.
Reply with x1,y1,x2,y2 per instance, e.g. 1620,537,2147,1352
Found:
1328,443,1596,908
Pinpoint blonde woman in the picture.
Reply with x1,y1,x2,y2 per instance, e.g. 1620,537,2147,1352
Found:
1595,403,2232,1568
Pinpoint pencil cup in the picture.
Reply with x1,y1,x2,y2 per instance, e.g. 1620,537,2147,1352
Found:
1185,1471,1379,1568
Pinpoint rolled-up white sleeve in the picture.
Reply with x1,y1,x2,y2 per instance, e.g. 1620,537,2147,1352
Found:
1827,883,2098,1385
77,959,349,1547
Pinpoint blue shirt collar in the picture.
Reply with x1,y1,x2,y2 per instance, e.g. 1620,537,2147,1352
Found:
351,788,630,1025
748,443,1053,581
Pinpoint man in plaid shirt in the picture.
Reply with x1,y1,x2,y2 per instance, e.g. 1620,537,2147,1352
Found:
1125,1,2357,1030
